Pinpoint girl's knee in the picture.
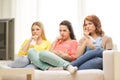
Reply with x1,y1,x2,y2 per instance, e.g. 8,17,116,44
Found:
28,48,36,56
39,50,49,58
28,48,36,53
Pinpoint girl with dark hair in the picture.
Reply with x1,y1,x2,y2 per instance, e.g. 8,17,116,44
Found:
28,20,78,74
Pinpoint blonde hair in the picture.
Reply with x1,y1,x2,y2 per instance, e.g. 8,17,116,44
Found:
31,21,47,40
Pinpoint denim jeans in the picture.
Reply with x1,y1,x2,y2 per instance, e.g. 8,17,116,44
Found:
28,48,51,70
39,50,70,69
8,56,30,68
28,49,70,70
25,63,40,69
71,48,103,70
78,57,103,70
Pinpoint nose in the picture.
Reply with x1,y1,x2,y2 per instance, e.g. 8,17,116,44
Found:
86,24,89,28
35,29,38,32
60,31,64,36
85,25,90,30
33,30,37,35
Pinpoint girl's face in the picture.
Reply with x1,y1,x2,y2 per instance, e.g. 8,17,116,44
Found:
31,25,42,38
59,25,70,41
84,20,96,35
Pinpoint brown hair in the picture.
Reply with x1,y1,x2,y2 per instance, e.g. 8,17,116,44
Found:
83,15,104,36
60,20,76,40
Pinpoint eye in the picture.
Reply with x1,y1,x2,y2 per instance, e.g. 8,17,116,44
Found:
88,22,92,25
63,30,66,32
59,29,62,32
36,28,40,31
84,24,87,26
32,29,35,31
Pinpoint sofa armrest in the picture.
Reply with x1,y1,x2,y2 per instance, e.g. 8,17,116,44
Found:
103,50,120,80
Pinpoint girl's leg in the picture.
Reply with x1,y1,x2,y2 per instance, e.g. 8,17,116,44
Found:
39,50,77,74
8,56,30,68
78,57,103,70
39,50,70,68
28,48,52,70
71,48,103,67
25,63,40,69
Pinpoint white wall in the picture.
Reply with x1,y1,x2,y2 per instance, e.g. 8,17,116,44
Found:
0,0,119,55
83,0,120,50
0,0,83,54
37,0,83,41
14,0,38,54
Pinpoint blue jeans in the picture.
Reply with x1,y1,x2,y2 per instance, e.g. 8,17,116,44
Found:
8,56,30,68
71,48,103,70
25,63,40,69
78,57,103,70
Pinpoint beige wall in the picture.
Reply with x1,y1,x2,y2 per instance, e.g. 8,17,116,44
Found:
0,0,12,18
0,0,1,17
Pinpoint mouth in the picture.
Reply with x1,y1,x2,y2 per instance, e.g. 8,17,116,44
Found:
61,35,64,38
35,35,38,38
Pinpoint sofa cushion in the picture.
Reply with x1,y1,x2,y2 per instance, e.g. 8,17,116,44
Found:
0,61,104,80
34,69,104,80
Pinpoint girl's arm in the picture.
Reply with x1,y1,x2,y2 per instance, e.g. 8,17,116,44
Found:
50,36,63,51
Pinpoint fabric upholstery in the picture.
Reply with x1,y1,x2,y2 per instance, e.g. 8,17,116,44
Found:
0,50,116,80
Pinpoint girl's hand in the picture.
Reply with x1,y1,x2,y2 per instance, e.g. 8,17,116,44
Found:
29,35,38,45
30,35,38,41
55,36,63,44
32,35,38,40
83,29,90,39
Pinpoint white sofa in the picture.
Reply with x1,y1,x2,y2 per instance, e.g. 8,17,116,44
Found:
0,50,119,80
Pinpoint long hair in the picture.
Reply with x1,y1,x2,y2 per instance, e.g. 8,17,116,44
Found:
59,20,76,40
83,15,104,36
31,21,47,40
